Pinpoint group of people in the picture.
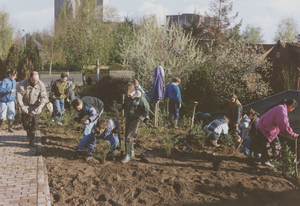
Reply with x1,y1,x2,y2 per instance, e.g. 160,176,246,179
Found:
1,69,297,168
204,93,299,167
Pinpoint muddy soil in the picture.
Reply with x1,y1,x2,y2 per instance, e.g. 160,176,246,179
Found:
41,125,300,206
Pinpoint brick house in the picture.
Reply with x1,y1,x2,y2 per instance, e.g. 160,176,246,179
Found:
260,38,300,93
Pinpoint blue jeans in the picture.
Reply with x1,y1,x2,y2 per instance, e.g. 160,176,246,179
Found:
205,128,221,140
78,109,103,151
0,101,15,120
52,98,64,122
87,134,119,154
242,139,252,155
169,99,179,120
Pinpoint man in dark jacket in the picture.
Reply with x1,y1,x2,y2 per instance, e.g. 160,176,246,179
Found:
71,96,104,156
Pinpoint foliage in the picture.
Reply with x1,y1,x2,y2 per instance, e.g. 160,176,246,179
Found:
280,67,298,90
242,24,265,44
192,122,210,147
0,10,14,59
6,44,20,75
161,132,179,157
208,0,241,42
273,17,299,42
18,59,34,80
76,76,128,111
209,39,272,109
274,144,296,176
121,16,206,93
0,57,4,80
219,133,234,149
93,139,111,163
178,115,190,129
183,67,218,112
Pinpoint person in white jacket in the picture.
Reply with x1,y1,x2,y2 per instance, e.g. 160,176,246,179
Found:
205,116,229,147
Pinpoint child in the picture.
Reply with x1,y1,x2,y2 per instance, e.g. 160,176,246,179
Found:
165,77,181,128
86,118,119,161
113,83,149,163
205,116,230,147
71,96,104,157
134,79,146,98
51,72,69,125
0,70,18,132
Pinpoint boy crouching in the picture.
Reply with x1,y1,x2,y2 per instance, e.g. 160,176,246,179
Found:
85,118,119,161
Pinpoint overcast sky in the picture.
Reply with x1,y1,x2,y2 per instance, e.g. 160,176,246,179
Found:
1,0,300,44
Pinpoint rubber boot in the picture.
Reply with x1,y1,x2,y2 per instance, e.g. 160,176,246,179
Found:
29,132,35,147
121,142,134,164
8,120,15,133
0,119,3,129
174,120,178,129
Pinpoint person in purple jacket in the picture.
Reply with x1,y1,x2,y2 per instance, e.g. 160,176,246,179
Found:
0,70,18,132
254,99,299,167
165,77,181,129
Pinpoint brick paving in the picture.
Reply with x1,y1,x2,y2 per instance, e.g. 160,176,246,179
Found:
0,130,51,206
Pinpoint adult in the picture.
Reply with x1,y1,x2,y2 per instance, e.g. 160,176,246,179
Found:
16,71,48,147
0,70,18,132
228,93,243,135
254,99,299,167
51,72,69,125
165,77,181,129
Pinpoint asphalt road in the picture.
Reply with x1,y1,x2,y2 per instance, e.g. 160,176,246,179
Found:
40,74,83,87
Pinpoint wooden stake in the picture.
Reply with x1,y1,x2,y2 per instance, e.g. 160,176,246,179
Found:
295,137,298,178
113,100,122,155
189,101,198,135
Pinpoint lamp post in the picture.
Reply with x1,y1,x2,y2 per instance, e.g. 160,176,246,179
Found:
22,29,26,45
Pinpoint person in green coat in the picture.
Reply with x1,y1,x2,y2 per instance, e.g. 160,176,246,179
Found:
228,93,243,135
113,83,150,163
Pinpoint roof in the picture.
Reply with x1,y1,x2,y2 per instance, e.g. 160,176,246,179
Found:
243,89,300,134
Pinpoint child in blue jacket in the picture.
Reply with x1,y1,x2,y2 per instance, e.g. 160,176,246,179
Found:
165,77,181,128
0,70,18,132
86,118,119,161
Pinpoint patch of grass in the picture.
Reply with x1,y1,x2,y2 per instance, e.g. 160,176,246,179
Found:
137,125,152,139
161,132,179,158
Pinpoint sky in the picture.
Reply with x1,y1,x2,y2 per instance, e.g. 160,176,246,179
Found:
1,0,300,44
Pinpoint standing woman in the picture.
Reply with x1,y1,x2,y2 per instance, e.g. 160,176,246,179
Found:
228,93,243,135
0,70,18,132
255,99,299,167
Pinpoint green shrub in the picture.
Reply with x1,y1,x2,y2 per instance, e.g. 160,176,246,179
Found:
219,133,234,149
192,122,209,147
161,132,179,157
93,139,111,163
274,144,296,176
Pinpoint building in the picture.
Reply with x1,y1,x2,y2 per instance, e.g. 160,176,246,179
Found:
166,13,211,28
54,0,108,19
259,39,300,93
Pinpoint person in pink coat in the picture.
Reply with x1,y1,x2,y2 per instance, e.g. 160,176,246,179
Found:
254,99,299,167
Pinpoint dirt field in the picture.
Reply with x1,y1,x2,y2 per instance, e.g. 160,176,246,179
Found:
41,124,300,206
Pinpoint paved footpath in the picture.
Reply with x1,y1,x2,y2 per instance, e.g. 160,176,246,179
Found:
0,130,51,206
